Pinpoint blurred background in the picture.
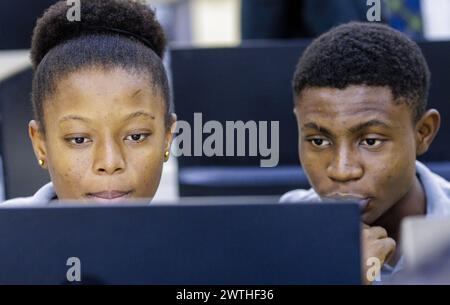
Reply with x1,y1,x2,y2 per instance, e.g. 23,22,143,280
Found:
2,0,450,49
1,0,450,203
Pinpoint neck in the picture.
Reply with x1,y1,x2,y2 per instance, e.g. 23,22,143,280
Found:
373,175,426,264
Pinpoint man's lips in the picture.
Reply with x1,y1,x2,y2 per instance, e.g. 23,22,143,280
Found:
322,193,372,211
87,190,132,200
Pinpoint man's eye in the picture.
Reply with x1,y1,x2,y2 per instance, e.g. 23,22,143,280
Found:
309,138,331,148
360,138,383,147
125,133,150,143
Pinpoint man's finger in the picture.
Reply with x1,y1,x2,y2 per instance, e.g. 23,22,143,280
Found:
362,225,388,240
372,238,396,264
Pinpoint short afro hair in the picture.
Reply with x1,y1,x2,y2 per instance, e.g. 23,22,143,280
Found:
292,22,430,122
31,0,171,133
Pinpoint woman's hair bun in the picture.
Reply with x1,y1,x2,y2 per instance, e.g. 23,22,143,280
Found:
31,0,166,68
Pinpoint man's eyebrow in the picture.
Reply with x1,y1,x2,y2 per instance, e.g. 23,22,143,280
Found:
124,111,155,121
348,119,391,133
59,115,92,124
302,122,333,136
302,120,391,136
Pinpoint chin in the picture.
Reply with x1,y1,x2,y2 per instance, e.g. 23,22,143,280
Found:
361,209,378,225
362,214,374,225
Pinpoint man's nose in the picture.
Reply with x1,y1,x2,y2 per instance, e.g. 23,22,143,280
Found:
326,146,363,183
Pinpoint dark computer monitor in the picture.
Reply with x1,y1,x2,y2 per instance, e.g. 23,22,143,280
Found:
0,68,50,199
0,201,362,284
0,0,57,50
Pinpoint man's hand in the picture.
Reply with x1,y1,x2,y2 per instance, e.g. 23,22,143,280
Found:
362,224,396,284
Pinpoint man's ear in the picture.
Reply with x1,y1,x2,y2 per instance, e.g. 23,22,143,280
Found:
164,113,177,156
415,109,441,156
28,120,48,169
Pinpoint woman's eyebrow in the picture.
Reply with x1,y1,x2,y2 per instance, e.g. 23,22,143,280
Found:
59,115,92,124
123,111,155,121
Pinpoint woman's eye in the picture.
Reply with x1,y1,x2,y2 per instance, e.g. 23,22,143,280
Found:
360,138,383,147
68,137,90,145
125,133,150,143
309,138,331,148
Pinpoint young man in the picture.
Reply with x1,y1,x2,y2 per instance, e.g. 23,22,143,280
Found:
281,22,450,284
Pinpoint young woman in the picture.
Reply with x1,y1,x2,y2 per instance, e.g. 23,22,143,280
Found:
3,0,176,205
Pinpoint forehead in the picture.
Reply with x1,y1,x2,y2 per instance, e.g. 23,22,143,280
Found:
295,85,412,130
45,67,164,118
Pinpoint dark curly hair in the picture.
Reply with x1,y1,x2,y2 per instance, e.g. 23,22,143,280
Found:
31,0,171,133
292,22,430,122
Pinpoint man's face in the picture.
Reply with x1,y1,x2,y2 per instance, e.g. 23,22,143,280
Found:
294,85,418,224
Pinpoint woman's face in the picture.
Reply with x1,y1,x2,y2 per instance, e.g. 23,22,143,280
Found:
29,67,175,203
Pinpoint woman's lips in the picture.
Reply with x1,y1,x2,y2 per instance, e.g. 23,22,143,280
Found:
86,190,132,202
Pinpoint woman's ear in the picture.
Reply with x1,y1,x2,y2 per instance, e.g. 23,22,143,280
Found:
28,120,48,169
415,109,441,156
164,113,177,159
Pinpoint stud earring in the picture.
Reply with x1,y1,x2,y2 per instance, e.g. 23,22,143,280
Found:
164,151,170,162
38,159,45,166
